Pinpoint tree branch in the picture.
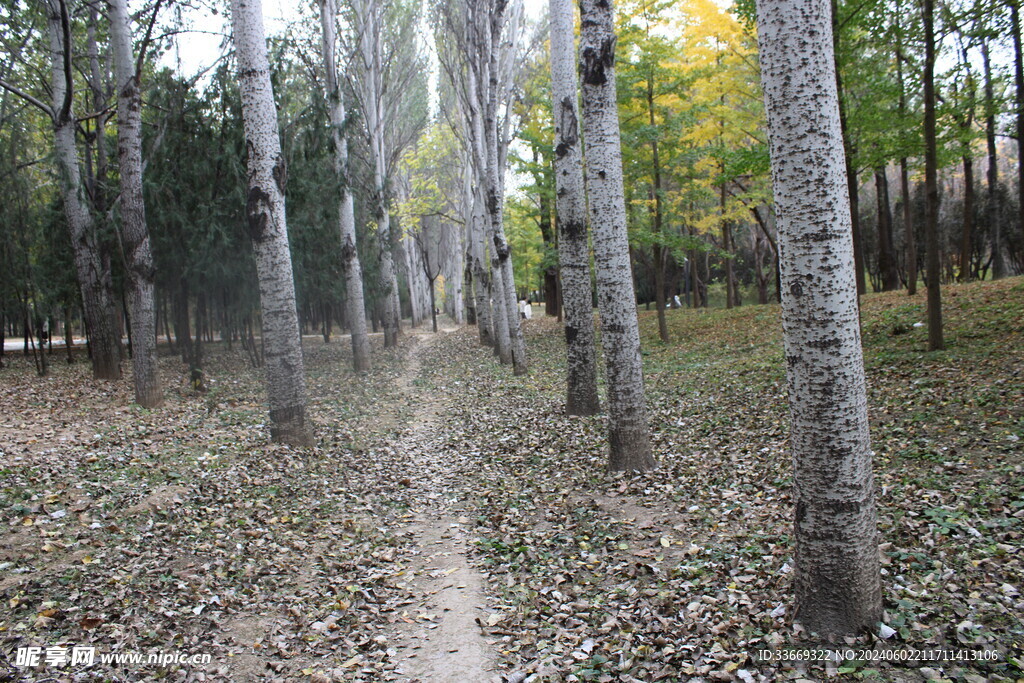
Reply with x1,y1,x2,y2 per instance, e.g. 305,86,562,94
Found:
0,78,54,119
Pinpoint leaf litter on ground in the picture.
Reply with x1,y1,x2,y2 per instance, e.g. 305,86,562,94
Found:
0,277,1021,682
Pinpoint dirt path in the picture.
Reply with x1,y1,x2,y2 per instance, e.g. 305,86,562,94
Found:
385,330,500,683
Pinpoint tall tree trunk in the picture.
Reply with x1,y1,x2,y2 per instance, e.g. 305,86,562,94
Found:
875,166,899,291
549,0,600,415
983,41,1005,279
959,154,975,281
646,81,670,339
923,0,945,350
45,0,121,380
354,0,401,348
721,181,737,309
1012,0,1024,254
320,0,371,371
757,0,882,638
484,0,527,375
110,0,162,408
831,0,866,296
470,188,495,347
899,159,918,293
894,14,918,295
231,0,312,445
579,0,654,471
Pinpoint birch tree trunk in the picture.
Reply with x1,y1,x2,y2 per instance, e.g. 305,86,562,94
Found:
578,0,654,471
353,0,401,348
483,0,526,374
45,0,121,381
230,0,312,446
549,0,599,415
757,0,882,637
320,0,371,371
469,184,495,346
110,0,162,407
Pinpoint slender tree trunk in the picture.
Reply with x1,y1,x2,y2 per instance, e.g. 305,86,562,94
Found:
831,0,866,296
45,0,121,380
645,82,670,339
959,155,975,281
484,0,527,375
110,0,162,407
983,41,1005,279
1012,0,1024,254
923,0,945,349
757,0,882,638
721,181,737,308
550,0,600,415
320,0,371,371
231,0,312,445
354,0,401,348
900,160,918,293
579,0,654,471
875,166,899,291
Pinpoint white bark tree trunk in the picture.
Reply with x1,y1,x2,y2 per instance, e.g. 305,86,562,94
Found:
484,0,527,375
353,0,401,348
45,0,122,381
757,0,882,637
109,0,162,408
549,0,599,415
578,0,653,470
320,0,371,371
231,0,312,446
468,184,494,346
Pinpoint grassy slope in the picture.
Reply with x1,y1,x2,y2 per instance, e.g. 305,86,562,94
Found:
427,277,1023,681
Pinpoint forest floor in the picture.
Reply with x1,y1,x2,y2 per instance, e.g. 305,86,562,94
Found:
0,277,1022,683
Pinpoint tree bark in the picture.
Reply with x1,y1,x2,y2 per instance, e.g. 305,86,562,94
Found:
231,0,312,445
45,0,121,381
550,0,600,415
320,0,371,371
579,0,654,471
959,154,975,281
874,166,899,291
983,41,1005,280
757,0,882,637
1012,0,1024,254
831,0,866,297
353,0,401,348
110,0,162,408
923,0,945,350
484,0,527,376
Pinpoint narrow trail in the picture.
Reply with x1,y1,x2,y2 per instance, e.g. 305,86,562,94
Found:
385,328,500,683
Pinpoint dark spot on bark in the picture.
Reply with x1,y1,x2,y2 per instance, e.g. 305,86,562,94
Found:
487,190,499,216
605,323,625,334
562,218,585,242
340,238,357,262
492,235,509,259
806,337,841,350
556,98,578,159
580,36,616,86
565,325,578,344
795,500,807,524
246,186,272,243
790,281,803,297
823,499,862,514
238,68,261,79
273,156,287,194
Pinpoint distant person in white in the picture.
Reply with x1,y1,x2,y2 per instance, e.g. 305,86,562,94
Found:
520,300,533,319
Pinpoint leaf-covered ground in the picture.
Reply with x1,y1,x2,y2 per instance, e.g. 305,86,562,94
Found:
1,277,1022,682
